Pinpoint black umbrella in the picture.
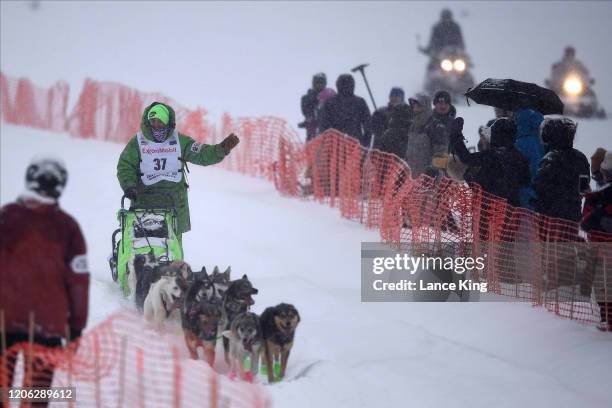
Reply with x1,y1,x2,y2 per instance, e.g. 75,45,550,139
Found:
465,78,564,115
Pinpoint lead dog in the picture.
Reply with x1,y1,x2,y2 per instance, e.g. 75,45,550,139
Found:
260,303,300,382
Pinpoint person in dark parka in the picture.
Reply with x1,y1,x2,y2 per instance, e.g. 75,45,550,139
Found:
427,90,456,170
532,115,590,223
371,87,408,145
319,74,372,147
421,9,465,58
374,103,413,159
299,72,327,141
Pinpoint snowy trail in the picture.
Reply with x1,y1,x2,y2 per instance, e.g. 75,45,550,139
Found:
2,123,611,407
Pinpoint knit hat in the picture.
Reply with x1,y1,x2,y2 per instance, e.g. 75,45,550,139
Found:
433,90,451,105
147,104,170,125
389,87,405,100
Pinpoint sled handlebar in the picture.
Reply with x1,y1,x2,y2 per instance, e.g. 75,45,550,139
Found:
121,190,177,211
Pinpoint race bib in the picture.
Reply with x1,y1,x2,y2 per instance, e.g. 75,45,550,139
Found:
137,131,183,186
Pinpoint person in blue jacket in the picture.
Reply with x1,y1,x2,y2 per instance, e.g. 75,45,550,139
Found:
514,107,545,209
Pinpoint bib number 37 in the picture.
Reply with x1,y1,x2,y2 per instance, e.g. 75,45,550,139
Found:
153,158,167,170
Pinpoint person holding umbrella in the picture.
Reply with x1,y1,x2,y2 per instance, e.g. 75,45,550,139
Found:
465,78,565,210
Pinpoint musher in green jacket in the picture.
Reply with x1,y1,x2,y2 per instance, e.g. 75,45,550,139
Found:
117,102,239,242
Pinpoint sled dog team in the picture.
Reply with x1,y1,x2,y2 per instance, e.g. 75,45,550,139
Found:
127,257,300,382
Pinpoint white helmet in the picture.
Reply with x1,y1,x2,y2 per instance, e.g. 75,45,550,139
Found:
25,155,68,198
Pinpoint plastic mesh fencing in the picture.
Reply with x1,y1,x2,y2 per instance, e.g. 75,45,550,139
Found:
1,72,610,325
1,310,270,408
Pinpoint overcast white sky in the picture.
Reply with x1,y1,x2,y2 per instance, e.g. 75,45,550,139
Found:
2,1,611,135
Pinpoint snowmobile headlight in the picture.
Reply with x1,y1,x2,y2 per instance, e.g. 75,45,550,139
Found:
441,59,453,72
563,77,583,95
453,59,466,72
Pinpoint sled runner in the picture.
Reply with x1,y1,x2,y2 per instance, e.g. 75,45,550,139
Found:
109,192,183,296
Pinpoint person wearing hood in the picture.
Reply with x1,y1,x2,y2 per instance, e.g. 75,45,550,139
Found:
478,107,514,152
404,93,438,178
319,73,372,147
581,151,612,332
117,102,239,241
299,72,327,141
514,107,545,209
532,115,590,225
449,117,530,207
371,87,408,145
1,156,89,403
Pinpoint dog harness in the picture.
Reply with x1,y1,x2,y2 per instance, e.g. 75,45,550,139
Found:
137,131,182,186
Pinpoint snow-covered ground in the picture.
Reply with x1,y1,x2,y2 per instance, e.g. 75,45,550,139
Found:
2,123,611,408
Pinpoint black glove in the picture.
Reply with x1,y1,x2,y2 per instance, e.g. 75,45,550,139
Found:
65,328,82,351
70,328,82,341
220,133,240,154
449,117,465,145
124,187,138,200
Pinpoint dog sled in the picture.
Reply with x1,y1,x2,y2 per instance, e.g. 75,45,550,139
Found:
109,192,183,296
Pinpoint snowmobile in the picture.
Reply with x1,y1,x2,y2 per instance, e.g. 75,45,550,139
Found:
109,192,183,296
546,73,606,118
423,46,476,101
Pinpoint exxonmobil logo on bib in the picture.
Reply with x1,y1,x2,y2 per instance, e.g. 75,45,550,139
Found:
141,147,177,154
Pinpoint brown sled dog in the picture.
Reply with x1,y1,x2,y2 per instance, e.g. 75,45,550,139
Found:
181,274,222,366
260,303,300,382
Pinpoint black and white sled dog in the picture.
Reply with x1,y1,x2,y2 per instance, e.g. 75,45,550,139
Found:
223,312,263,380
220,275,258,364
260,303,300,382
211,266,231,299
129,252,160,310
181,274,222,367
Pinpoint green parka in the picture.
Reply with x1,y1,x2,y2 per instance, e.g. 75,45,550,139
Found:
117,102,227,234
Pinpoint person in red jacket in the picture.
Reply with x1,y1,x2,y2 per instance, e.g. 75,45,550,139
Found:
0,156,89,403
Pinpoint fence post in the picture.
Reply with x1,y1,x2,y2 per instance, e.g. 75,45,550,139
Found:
137,347,144,408
210,371,218,408
117,335,127,408
173,347,181,408
65,325,73,408
94,332,101,408
1,309,7,403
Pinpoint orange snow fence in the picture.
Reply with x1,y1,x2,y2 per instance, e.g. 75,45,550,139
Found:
0,310,270,408
1,72,610,321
